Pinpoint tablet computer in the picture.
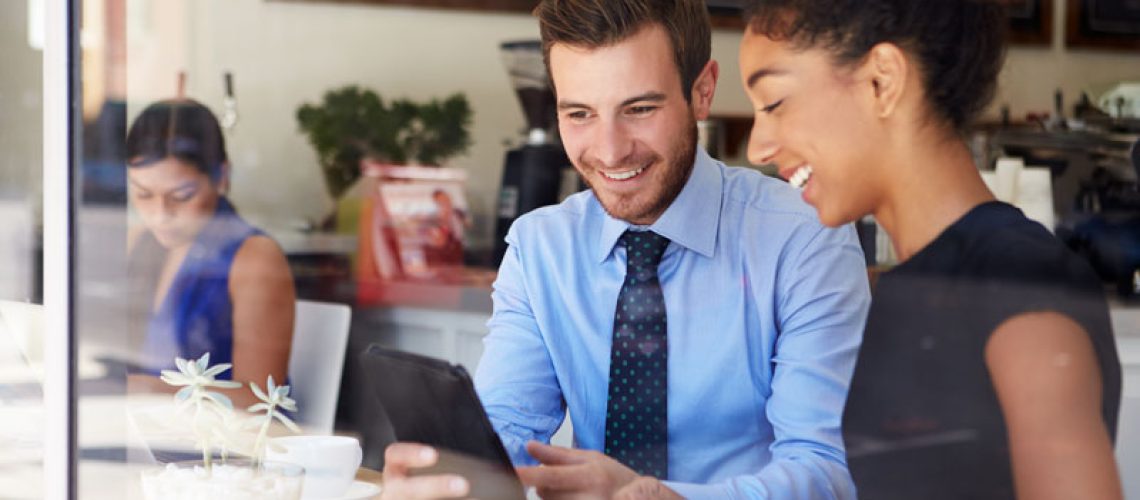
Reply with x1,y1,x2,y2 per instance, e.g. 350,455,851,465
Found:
358,344,525,498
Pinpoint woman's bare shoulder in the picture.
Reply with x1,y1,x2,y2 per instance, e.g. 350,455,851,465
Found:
232,235,293,283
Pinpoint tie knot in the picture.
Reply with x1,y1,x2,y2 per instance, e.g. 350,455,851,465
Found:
621,230,670,270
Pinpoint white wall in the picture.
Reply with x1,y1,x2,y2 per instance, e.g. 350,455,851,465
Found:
0,0,42,302
711,0,1140,126
122,0,758,249
0,0,43,201
125,0,1140,249
996,0,1140,121
128,1,547,249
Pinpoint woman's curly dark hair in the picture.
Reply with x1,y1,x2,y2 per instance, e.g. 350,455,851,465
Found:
743,0,1007,133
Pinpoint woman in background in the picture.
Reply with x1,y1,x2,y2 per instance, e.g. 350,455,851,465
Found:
126,99,295,407
739,1,1122,498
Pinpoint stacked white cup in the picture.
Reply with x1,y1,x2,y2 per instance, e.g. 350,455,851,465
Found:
267,436,364,499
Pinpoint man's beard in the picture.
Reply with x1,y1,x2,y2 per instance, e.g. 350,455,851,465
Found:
583,119,698,225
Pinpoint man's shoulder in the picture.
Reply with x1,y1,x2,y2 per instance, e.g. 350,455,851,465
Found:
506,190,596,242
507,164,843,249
713,163,861,265
719,164,822,227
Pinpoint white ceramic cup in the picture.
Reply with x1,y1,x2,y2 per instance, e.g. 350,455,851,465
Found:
266,435,362,499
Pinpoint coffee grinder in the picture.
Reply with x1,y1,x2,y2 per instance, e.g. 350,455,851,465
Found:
492,40,575,267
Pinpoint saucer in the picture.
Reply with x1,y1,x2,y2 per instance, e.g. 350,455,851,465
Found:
315,480,381,500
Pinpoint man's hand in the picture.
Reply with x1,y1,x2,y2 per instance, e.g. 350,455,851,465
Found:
380,443,470,499
614,477,684,500
516,441,654,499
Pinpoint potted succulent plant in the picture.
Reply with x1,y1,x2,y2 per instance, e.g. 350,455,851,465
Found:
247,375,301,468
138,354,305,500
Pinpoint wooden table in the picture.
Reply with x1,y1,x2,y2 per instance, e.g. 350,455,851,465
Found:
355,466,384,489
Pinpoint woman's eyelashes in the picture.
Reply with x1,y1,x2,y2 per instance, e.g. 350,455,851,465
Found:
133,188,198,203
171,189,198,202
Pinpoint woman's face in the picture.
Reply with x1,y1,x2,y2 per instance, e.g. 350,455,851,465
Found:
128,157,220,249
738,29,888,227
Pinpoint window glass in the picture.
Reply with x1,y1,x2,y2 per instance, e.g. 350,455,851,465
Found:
0,0,45,497
69,1,1140,499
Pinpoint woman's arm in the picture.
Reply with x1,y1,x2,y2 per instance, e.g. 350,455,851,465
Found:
226,235,296,408
986,312,1122,500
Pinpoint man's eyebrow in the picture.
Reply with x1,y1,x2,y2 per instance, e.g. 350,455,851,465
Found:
558,100,591,111
557,92,668,111
619,92,666,108
746,67,787,88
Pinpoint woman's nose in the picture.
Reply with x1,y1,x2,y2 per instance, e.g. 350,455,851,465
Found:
158,197,178,220
746,121,780,166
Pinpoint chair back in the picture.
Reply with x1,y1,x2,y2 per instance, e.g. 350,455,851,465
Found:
289,300,352,434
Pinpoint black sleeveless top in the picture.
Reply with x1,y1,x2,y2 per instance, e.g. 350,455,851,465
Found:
843,202,1121,500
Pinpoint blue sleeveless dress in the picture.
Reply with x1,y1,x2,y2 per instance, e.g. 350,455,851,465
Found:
134,197,263,380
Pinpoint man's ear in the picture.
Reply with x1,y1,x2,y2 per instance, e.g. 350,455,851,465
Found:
861,42,908,119
690,59,719,120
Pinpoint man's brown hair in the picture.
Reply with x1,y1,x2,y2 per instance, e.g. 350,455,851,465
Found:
534,0,711,102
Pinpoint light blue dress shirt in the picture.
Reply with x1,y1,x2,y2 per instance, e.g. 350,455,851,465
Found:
475,149,870,499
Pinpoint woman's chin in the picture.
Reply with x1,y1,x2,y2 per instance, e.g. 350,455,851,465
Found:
152,232,190,249
815,204,862,229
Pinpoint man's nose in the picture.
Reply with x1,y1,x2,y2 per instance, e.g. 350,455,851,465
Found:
590,119,635,168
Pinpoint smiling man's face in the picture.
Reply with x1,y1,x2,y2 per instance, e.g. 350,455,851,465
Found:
550,23,709,225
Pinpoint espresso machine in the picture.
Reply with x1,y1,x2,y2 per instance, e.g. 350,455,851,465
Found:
986,87,1140,297
492,41,575,266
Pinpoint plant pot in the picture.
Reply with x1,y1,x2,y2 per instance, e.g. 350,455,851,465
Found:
139,458,304,500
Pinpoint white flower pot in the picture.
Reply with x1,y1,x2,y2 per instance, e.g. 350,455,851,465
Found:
139,459,304,500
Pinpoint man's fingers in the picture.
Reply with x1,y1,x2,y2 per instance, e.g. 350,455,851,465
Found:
525,441,589,465
516,463,594,490
383,442,438,477
535,488,598,500
381,474,470,500
614,477,682,500
381,444,472,500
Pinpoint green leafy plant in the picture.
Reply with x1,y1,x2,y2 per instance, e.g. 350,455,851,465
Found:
296,86,473,199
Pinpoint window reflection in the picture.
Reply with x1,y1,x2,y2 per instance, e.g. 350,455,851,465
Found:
123,99,296,409
63,0,1140,498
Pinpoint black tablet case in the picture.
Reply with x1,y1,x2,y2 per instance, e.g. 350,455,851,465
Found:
357,344,516,470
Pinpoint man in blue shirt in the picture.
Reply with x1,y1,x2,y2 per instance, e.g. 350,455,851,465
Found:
379,1,869,498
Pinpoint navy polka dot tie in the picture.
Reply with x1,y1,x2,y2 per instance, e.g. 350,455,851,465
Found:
604,230,670,479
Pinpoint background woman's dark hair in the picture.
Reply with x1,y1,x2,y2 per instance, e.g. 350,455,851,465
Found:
125,99,228,181
743,0,1008,133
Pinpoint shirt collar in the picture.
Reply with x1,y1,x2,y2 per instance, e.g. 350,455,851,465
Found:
595,148,723,263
